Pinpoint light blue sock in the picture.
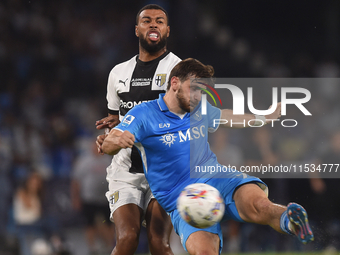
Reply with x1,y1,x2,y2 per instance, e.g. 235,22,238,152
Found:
280,211,294,235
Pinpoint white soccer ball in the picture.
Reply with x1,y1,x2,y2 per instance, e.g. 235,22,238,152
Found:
177,183,225,228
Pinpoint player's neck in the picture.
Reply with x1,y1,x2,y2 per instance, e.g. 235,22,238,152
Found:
163,93,186,115
138,47,167,62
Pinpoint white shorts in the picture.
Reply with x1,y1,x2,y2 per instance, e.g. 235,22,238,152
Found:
105,178,154,223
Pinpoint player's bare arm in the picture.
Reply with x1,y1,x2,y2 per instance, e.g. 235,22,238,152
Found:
102,129,135,155
96,113,120,130
220,102,281,128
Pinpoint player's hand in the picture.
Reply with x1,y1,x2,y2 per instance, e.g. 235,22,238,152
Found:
265,102,281,123
102,129,134,155
96,134,107,155
114,130,135,149
96,115,120,130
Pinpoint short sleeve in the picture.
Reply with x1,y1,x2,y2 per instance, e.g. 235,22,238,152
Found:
106,69,120,112
113,105,147,143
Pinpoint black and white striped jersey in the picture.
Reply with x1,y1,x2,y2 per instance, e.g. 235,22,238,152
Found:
107,51,181,119
106,51,181,183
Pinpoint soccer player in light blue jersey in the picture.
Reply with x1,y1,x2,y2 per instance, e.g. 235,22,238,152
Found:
102,58,314,254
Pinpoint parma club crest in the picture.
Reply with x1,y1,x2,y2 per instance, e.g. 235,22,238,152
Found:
109,191,119,205
155,74,167,87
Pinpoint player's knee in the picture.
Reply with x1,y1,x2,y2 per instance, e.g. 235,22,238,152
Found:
116,229,139,249
186,233,219,255
249,197,272,223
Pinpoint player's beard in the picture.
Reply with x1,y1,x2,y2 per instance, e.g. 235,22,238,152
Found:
177,87,191,113
139,33,167,54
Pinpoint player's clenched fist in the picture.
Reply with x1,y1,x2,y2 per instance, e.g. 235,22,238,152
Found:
114,130,135,148
96,134,106,155
102,129,135,155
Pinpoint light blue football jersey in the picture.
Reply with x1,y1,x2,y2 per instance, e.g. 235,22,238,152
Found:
114,93,221,212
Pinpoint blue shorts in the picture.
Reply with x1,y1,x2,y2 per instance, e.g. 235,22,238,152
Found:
170,173,267,254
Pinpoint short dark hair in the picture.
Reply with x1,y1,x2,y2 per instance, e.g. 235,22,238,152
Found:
167,58,215,90
136,4,169,25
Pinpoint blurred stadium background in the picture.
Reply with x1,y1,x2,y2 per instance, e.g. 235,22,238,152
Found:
1,0,340,254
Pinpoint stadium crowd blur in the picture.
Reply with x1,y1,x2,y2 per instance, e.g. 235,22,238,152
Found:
1,0,340,254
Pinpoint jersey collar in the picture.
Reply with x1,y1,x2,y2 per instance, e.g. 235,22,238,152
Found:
157,93,192,119
136,50,170,66
157,93,169,112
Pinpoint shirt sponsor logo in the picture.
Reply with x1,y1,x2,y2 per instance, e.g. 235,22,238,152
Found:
131,78,152,86
120,100,152,109
159,126,206,147
178,125,206,142
155,74,167,87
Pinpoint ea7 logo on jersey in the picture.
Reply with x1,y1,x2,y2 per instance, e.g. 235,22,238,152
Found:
155,74,167,87
160,133,177,147
122,115,135,126
159,123,170,128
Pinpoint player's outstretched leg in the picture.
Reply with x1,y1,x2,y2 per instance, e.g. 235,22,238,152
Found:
145,199,174,255
233,183,314,244
285,202,314,244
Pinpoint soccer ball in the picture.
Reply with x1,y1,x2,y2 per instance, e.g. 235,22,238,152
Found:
177,183,225,228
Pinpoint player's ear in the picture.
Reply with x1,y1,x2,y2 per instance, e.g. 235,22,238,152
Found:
167,26,170,38
135,25,139,37
171,76,180,91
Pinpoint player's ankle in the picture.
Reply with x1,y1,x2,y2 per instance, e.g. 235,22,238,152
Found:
280,211,294,235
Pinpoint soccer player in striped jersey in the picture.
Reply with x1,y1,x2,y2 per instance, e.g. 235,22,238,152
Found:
96,4,180,255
